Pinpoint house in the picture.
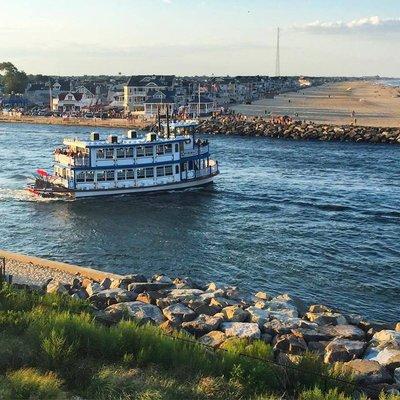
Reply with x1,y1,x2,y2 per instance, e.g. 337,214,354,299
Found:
188,96,216,116
124,75,175,113
52,92,84,112
25,83,50,106
144,90,176,117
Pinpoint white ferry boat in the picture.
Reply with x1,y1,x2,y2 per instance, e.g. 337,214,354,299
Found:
27,120,219,198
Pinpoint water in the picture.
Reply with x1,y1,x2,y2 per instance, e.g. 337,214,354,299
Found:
0,123,399,323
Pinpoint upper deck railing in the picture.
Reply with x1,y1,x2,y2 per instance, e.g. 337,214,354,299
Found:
54,153,89,167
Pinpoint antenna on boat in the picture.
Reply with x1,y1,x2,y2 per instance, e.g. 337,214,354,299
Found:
157,106,161,134
166,105,170,139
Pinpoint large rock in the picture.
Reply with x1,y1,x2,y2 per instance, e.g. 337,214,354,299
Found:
162,303,196,323
221,305,249,322
136,291,164,305
86,282,102,297
266,300,299,318
182,314,222,335
255,291,271,301
105,301,164,324
128,282,173,293
168,288,204,300
322,324,365,341
367,348,400,370
246,307,271,326
324,339,366,363
306,311,347,326
372,330,400,349
46,280,68,295
394,367,400,385
342,360,392,385
292,327,333,342
90,288,132,302
273,334,308,355
265,318,316,336
100,277,112,290
198,331,227,348
152,274,173,284
210,297,238,308
396,323,400,333
221,322,261,340
274,293,307,316
111,274,147,289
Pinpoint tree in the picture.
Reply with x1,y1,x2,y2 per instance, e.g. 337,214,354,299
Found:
0,62,29,94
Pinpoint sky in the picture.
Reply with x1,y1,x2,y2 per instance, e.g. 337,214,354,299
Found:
0,0,399,77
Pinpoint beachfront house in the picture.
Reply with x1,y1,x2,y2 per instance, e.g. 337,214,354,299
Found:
144,89,176,117
188,96,216,116
124,75,175,114
52,92,85,112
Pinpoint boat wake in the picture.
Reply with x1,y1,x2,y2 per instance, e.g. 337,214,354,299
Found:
0,188,63,203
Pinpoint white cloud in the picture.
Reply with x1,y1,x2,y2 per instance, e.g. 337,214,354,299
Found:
293,16,400,34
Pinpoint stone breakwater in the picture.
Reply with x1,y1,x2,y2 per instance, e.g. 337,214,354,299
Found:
195,116,400,144
24,272,400,395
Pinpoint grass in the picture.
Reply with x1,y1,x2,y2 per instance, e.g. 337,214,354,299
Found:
0,283,396,399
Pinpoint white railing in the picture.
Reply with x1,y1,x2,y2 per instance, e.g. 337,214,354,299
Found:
55,154,89,166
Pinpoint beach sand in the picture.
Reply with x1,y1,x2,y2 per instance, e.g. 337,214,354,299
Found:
232,81,400,128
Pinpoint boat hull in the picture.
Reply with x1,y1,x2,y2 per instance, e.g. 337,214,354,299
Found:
27,173,218,199
74,175,216,198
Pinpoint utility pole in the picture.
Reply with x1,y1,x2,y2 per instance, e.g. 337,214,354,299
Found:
275,27,280,77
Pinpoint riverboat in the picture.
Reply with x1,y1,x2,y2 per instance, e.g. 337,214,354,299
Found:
27,120,219,198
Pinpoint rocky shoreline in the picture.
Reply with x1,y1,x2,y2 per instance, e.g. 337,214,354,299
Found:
195,115,400,144
3,253,399,396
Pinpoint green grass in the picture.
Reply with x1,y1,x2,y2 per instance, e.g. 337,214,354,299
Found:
0,283,388,399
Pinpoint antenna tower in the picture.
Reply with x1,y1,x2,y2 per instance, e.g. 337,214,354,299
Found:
275,27,280,77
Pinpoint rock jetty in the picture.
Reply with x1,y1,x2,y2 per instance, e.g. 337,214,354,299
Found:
195,115,400,144
34,273,400,396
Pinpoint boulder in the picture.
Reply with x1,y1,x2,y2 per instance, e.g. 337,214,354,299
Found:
308,341,329,355
128,282,173,293
188,302,221,316
265,318,315,336
162,303,196,323
105,301,165,324
221,322,261,340
274,293,307,316
324,339,366,363
292,327,333,342
86,282,102,297
273,334,308,355
246,307,271,326
199,290,225,302
396,323,400,333
342,359,392,385
111,274,147,289
210,297,238,308
266,300,299,318
305,311,347,326
156,297,180,309
394,367,400,385
254,291,271,301
309,304,335,314
198,331,226,348
321,324,365,341
152,274,173,284
90,288,132,302
136,291,164,305
100,277,112,290
182,314,223,335
159,320,181,334
372,330,400,348
367,348,400,370
260,333,273,344
221,305,249,322
168,288,204,300
46,280,68,295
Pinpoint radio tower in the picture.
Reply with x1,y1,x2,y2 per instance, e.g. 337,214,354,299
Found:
275,27,280,77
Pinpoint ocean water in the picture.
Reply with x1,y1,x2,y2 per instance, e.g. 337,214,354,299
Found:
0,123,399,323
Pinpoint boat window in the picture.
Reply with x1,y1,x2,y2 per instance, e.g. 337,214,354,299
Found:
96,149,105,159
126,147,134,157
165,165,173,176
105,148,114,159
97,171,105,181
188,160,193,170
137,168,145,179
86,171,94,182
116,148,125,158
164,144,172,154
156,145,164,155
175,165,179,174
145,167,154,178
136,146,144,157
175,143,179,153
156,166,165,177
126,169,134,179
106,170,115,181
145,145,154,157
76,172,85,182
117,169,126,180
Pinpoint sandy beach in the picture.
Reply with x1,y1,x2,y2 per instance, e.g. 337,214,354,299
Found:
232,81,400,128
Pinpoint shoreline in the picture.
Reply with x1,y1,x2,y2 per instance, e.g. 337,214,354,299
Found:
1,248,400,394
0,115,149,129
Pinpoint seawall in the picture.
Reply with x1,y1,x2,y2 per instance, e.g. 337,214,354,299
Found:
196,116,400,144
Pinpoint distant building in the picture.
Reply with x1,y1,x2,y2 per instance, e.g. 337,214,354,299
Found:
144,89,176,117
52,92,84,112
124,75,175,113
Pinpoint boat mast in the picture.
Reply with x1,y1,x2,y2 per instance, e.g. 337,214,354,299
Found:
166,104,170,139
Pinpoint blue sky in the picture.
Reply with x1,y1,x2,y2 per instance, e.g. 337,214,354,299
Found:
1,0,399,76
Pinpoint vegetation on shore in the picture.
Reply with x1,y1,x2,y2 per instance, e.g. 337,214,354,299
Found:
0,283,397,400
